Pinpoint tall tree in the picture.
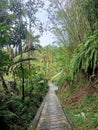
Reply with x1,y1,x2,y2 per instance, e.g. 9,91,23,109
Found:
48,0,91,47
25,0,44,70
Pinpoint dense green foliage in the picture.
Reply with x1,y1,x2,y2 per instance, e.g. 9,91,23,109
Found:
0,0,48,129
72,28,98,76
47,0,98,130
48,0,98,85
0,0,98,129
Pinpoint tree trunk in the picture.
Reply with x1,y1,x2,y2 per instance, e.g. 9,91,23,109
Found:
20,63,25,101
22,76,25,101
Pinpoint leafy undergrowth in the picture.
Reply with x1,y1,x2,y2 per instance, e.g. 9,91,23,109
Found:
0,80,48,130
0,95,37,130
0,93,42,130
59,85,98,130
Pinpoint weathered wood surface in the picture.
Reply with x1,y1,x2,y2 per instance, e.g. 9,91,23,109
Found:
28,93,49,130
36,84,72,130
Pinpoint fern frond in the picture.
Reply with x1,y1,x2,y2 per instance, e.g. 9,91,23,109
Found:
71,29,98,76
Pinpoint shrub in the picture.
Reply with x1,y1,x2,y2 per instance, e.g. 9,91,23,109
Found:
71,29,98,76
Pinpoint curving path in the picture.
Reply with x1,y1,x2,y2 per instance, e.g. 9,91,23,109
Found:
36,83,72,130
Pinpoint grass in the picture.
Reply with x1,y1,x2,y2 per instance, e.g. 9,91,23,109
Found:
62,91,98,130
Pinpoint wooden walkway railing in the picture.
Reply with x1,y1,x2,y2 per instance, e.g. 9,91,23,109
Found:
28,83,73,130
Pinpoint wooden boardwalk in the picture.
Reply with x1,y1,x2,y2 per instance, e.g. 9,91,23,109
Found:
36,84,72,130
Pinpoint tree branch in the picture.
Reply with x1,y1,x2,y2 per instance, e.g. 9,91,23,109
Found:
12,57,37,65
